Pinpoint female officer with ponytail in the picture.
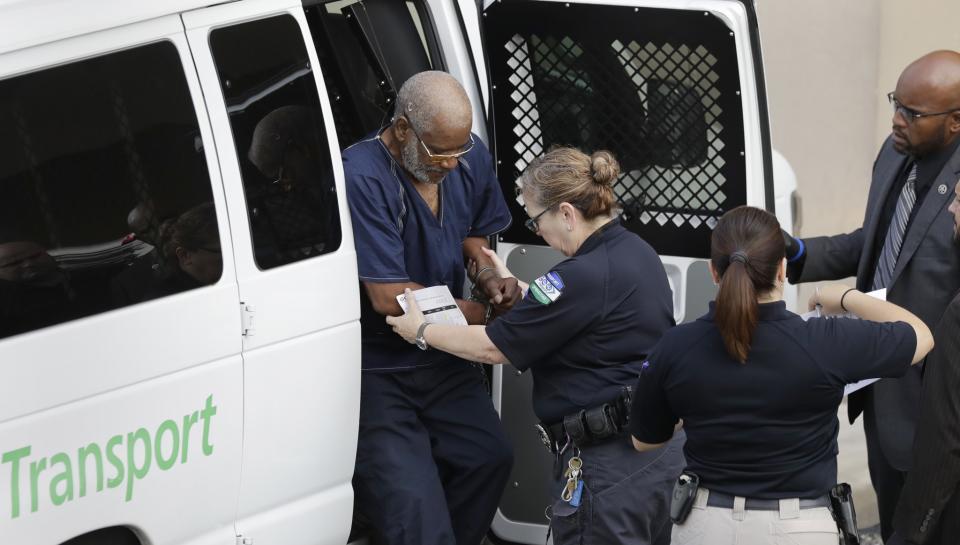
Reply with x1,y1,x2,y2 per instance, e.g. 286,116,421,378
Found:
387,147,685,544
629,206,933,545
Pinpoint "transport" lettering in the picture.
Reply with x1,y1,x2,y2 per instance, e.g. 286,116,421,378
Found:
2,394,217,519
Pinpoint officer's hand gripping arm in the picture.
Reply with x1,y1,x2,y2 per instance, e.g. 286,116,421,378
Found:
385,289,508,364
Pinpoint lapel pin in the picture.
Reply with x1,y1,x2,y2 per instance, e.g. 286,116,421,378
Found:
938,184,948,195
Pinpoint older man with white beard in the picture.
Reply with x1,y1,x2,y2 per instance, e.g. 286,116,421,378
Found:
342,71,519,545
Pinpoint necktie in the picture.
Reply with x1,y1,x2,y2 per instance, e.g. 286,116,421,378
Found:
872,163,918,290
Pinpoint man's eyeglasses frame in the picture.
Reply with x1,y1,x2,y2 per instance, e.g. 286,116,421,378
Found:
403,115,475,164
888,92,960,124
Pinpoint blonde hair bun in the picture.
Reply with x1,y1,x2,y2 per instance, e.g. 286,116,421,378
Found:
590,150,620,186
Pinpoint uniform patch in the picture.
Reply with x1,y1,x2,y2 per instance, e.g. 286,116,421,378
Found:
546,271,564,290
530,274,563,304
529,283,551,305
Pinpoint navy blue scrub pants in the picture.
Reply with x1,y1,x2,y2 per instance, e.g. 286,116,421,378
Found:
550,430,686,545
353,360,514,545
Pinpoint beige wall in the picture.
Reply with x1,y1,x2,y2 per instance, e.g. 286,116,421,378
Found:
758,0,960,241
758,1,880,241
875,1,960,147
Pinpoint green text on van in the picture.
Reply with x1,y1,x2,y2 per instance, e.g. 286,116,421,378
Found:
2,395,217,519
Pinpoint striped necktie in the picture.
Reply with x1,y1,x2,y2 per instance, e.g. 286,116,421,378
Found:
872,163,918,290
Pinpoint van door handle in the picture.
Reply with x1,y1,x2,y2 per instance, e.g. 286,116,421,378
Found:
241,302,256,337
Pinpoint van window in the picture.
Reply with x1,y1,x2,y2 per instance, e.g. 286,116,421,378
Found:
304,0,442,149
482,3,747,258
0,41,222,340
210,14,342,270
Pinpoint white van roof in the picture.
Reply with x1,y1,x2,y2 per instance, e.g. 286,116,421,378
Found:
0,0,228,55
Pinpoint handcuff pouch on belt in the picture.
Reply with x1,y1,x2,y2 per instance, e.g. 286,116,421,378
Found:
536,386,632,452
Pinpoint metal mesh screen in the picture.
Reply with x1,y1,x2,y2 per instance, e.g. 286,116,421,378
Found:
486,3,747,257
506,35,726,230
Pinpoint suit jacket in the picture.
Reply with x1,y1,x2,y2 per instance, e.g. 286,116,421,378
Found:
792,135,960,470
893,294,960,545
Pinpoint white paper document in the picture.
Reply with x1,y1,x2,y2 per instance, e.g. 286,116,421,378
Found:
396,285,468,326
800,288,887,396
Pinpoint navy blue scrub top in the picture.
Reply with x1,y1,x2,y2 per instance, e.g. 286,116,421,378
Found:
486,220,675,423
344,130,511,371
630,301,917,499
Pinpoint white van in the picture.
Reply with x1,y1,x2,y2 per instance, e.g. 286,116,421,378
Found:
0,1,796,544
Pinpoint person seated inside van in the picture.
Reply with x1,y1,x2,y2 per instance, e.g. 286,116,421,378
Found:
143,203,222,300
247,105,339,266
112,202,169,306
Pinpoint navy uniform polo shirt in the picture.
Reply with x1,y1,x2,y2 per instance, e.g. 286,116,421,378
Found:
344,130,511,371
630,301,917,499
486,220,675,423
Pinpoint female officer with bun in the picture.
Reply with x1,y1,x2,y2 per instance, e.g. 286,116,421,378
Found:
387,147,685,544
630,205,934,545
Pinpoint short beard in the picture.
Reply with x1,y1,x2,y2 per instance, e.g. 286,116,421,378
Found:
401,137,445,185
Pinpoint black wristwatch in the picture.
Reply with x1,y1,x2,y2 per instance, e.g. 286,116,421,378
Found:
415,322,431,351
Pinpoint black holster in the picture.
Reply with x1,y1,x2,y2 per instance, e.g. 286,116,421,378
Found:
670,472,699,524
829,483,861,545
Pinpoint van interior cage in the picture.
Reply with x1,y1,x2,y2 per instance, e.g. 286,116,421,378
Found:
485,2,748,257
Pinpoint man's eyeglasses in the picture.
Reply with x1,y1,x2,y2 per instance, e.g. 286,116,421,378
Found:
404,116,475,164
888,92,960,124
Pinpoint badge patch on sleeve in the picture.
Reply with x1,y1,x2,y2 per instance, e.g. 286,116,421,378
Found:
530,272,563,305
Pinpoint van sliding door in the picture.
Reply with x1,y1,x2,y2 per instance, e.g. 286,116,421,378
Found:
182,3,360,544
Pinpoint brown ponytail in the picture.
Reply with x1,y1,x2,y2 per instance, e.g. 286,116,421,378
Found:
711,206,785,363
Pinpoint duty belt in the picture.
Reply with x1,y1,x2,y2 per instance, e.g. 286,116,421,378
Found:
535,386,632,453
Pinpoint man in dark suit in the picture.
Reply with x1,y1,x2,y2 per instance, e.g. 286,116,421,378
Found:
785,50,960,541
889,178,960,544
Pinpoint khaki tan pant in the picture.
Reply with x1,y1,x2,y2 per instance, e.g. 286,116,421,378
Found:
671,488,840,545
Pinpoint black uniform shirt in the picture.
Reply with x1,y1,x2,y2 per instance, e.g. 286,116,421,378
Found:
486,220,675,423
630,301,916,499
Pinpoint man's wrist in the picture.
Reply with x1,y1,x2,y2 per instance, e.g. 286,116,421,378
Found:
461,299,487,324
473,266,496,284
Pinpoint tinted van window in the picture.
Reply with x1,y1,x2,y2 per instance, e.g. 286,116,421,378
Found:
0,41,222,339
210,15,342,270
